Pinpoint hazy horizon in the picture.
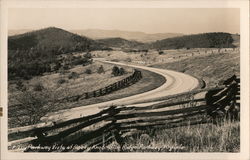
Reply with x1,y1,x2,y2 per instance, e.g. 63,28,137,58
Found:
8,27,240,37
8,8,240,34
8,27,184,34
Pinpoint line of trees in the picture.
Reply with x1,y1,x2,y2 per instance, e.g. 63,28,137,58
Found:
112,66,126,76
148,32,235,50
8,49,93,80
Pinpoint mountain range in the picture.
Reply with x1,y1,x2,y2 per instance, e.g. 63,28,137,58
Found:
8,27,239,80
8,27,107,53
96,37,143,49
9,27,239,52
9,29,183,43
67,29,184,43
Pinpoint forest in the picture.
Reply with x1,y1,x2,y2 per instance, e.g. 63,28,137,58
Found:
147,32,235,49
8,27,106,80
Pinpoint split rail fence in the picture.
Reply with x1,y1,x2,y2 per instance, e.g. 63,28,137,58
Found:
58,69,142,102
8,75,240,152
8,69,142,117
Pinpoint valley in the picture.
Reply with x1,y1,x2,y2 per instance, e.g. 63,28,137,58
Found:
7,27,240,152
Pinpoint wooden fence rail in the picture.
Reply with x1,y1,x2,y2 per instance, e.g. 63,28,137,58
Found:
8,74,240,152
8,69,142,116
59,69,142,101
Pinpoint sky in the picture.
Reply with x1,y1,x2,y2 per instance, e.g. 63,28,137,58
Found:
8,8,240,34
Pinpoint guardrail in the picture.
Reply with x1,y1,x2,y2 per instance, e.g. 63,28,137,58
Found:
8,74,240,152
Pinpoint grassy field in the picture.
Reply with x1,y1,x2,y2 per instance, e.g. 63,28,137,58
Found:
8,61,165,127
8,47,240,151
8,61,132,105
46,67,165,111
98,120,240,152
89,48,240,152
151,50,239,87
92,48,239,88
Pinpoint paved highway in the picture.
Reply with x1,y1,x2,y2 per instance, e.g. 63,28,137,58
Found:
43,60,199,122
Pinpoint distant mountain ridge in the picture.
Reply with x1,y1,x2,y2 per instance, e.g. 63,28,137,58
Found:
8,27,239,80
8,28,238,51
96,37,143,48
142,32,237,50
8,27,106,52
71,29,183,43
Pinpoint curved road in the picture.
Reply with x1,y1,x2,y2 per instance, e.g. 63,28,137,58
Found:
43,60,199,122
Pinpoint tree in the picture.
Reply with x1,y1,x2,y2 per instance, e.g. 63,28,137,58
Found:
12,89,57,125
16,80,26,91
53,62,62,71
84,52,92,59
85,69,92,74
97,65,105,74
112,66,120,76
119,67,125,75
158,50,164,55
68,72,79,79
33,82,44,91
57,78,67,84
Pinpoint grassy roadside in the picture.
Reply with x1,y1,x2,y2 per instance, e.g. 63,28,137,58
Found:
94,120,240,152
8,63,166,128
8,61,132,105
49,68,166,111
107,51,239,152
121,121,240,152
151,51,239,87
90,50,240,152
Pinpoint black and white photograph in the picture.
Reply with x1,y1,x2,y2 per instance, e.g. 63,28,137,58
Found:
0,0,249,160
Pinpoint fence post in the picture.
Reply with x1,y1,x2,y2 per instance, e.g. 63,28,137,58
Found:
106,106,124,152
228,82,239,120
113,83,117,91
124,78,128,86
105,86,109,94
99,89,103,96
85,93,89,99
109,86,113,93
122,79,126,87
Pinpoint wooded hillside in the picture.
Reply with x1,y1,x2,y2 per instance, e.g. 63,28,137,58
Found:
8,27,108,80
144,32,236,50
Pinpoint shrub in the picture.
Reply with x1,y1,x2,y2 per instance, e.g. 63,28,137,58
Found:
85,69,92,74
158,51,164,55
63,65,70,70
57,78,67,84
16,80,26,91
112,66,126,76
119,67,126,75
11,89,57,126
33,82,44,91
68,72,79,79
72,57,90,66
97,65,105,74
53,62,61,71
84,52,92,59
112,66,120,76
126,58,132,62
